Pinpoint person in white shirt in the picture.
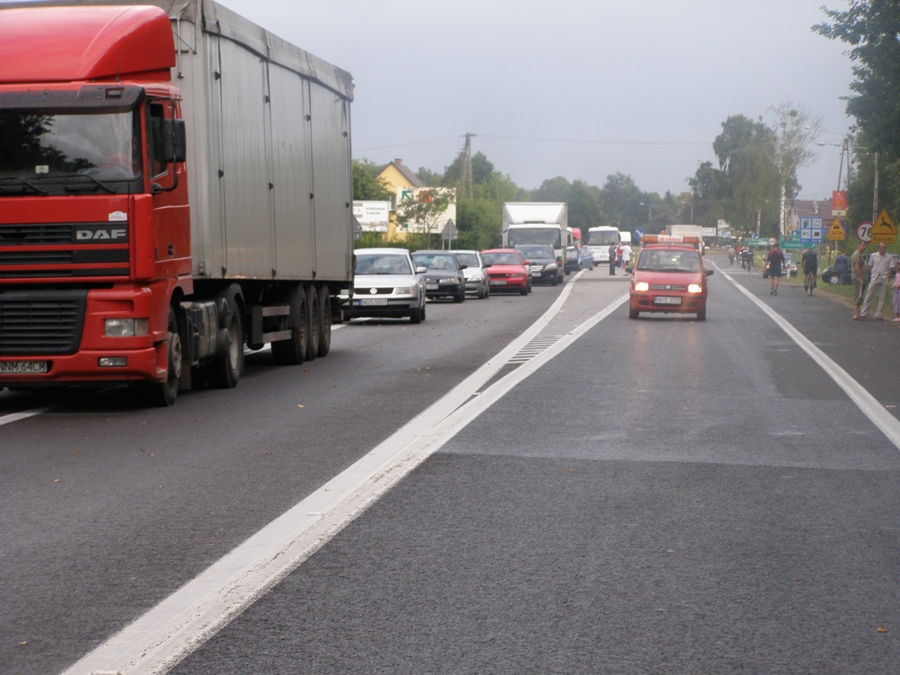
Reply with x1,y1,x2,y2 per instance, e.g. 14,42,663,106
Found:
860,242,894,320
621,243,632,273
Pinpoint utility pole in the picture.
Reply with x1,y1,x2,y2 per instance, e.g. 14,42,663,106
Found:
463,133,475,200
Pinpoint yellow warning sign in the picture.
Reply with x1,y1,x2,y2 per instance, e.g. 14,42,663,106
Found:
827,219,845,241
871,209,897,243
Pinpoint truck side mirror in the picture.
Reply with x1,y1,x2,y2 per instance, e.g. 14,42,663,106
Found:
162,119,187,163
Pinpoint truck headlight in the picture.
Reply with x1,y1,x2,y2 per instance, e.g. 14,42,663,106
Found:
634,282,649,292
104,318,149,337
688,284,703,293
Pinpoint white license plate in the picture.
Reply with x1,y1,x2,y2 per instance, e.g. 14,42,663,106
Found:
358,298,388,306
531,272,542,277
426,284,438,290
489,280,507,286
0,360,49,374
654,296,682,305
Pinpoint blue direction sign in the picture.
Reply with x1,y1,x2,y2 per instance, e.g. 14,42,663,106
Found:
633,227,645,243
800,217,823,244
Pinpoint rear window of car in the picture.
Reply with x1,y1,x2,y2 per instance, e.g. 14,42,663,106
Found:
636,249,702,273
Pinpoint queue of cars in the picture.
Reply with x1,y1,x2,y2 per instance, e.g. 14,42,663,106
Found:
341,243,596,321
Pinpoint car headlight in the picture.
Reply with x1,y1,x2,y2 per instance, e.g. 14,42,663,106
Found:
394,286,415,295
688,283,703,293
634,281,649,292
545,263,557,270
104,318,148,337
439,278,456,284
469,274,483,282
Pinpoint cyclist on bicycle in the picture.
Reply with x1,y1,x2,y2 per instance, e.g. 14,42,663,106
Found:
741,247,753,271
802,247,818,292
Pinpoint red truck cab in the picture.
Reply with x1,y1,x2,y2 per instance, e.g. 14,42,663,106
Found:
0,6,191,399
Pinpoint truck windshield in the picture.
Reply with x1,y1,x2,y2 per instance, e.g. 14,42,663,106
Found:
507,228,560,248
587,230,618,246
0,111,140,194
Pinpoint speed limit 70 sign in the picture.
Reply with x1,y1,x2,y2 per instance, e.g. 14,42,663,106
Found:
857,221,873,243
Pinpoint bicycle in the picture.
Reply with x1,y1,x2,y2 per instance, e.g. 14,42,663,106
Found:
804,270,817,296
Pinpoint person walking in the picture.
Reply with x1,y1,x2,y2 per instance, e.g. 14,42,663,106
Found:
860,242,894,320
608,242,617,275
766,244,784,294
833,247,850,285
727,246,735,265
851,241,869,320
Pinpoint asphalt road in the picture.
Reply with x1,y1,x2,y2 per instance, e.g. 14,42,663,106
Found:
3,262,900,674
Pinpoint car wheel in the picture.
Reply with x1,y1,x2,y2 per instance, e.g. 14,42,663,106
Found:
410,305,423,324
519,284,528,296
827,274,840,286
697,309,707,321
551,275,559,286
628,308,639,320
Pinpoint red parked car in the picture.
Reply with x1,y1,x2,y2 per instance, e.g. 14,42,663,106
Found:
480,248,531,295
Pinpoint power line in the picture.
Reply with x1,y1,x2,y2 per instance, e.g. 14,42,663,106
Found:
356,136,461,152
477,134,709,147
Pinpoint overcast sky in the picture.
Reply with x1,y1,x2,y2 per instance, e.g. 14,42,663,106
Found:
233,1,852,199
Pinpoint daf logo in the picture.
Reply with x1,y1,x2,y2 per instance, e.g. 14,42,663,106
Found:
76,228,127,241
369,288,378,294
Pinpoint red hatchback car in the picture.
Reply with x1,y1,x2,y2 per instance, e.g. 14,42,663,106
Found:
628,236,713,320
481,248,531,295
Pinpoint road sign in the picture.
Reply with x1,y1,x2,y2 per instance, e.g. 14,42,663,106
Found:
827,219,846,241
871,209,897,243
857,221,873,243
633,227,645,243
800,217,823,244
832,191,847,217
767,237,776,246
440,218,458,241
780,236,802,250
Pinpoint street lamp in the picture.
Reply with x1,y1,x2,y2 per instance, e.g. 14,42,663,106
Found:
679,199,693,224
639,202,651,221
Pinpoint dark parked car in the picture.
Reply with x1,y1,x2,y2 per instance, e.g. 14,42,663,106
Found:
821,264,852,285
411,250,467,302
565,244,594,273
516,244,563,285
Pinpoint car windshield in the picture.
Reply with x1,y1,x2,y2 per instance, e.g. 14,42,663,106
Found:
636,249,702,273
0,110,141,190
587,229,619,246
355,254,412,275
455,253,479,267
412,253,458,271
517,245,554,259
482,252,520,266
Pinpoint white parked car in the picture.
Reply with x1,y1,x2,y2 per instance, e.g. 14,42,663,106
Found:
341,248,427,323
453,250,491,299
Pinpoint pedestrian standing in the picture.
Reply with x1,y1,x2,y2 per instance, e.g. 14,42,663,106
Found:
621,242,632,273
608,242,617,275
727,246,735,265
616,244,623,269
892,259,900,322
834,247,850,285
766,244,784,295
851,241,868,320
860,242,894,320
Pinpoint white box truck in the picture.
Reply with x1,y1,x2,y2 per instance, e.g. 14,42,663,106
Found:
501,203,571,278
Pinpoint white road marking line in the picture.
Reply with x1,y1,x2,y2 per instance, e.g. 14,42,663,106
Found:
62,276,603,675
0,405,55,427
715,260,900,451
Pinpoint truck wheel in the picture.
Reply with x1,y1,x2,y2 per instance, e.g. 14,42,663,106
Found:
209,291,243,388
306,284,319,361
272,284,308,365
316,285,331,357
140,306,182,406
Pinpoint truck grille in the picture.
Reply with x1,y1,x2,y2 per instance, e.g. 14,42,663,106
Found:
0,222,130,279
0,290,87,355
